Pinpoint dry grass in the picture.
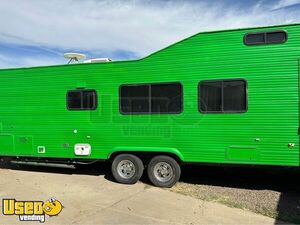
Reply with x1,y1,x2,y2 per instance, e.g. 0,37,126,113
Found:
171,166,300,224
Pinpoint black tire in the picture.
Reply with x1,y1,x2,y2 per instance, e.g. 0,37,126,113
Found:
147,155,181,188
111,154,144,184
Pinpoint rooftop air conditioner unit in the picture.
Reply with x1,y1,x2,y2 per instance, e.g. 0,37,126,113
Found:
84,58,112,63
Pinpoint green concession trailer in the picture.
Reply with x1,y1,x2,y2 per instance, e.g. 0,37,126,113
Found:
0,24,299,187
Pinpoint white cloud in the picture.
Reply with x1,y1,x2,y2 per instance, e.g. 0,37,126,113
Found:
0,53,64,68
0,0,299,67
272,0,300,10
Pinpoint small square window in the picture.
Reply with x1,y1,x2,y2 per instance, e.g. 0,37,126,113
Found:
67,89,97,110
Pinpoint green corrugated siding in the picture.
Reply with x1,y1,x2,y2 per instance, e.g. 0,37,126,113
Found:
0,24,299,166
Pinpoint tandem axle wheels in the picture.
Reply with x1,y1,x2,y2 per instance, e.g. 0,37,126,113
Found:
111,154,181,188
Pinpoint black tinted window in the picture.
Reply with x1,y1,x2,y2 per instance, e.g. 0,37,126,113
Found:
223,80,246,111
120,85,150,113
68,91,82,109
120,82,182,114
151,83,182,113
199,80,247,113
199,81,222,112
67,90,97,110
244,31,287,45
266,32,287,43
245,33,265,45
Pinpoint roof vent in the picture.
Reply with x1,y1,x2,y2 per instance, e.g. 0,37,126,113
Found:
84,58,112,63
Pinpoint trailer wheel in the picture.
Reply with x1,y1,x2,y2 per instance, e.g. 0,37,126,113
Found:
111,154,144,184
147,155,181,188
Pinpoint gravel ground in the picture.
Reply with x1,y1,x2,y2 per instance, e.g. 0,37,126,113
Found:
171,165,300,224
1,159,300,224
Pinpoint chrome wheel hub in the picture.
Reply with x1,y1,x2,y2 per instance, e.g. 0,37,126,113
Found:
117,160,136,179
154,162,173,182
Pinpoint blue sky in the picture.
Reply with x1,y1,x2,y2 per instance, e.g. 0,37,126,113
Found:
0,0,300,68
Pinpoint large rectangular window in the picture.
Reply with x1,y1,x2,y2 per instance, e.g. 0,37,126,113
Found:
199,79,247,113
120,82,182,114
67,89,97,110
120,85,150,113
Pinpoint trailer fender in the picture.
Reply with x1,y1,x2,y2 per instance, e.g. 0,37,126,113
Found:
107,147,184,162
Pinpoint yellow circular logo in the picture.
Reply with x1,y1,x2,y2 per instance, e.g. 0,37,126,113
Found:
42,198,63,216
